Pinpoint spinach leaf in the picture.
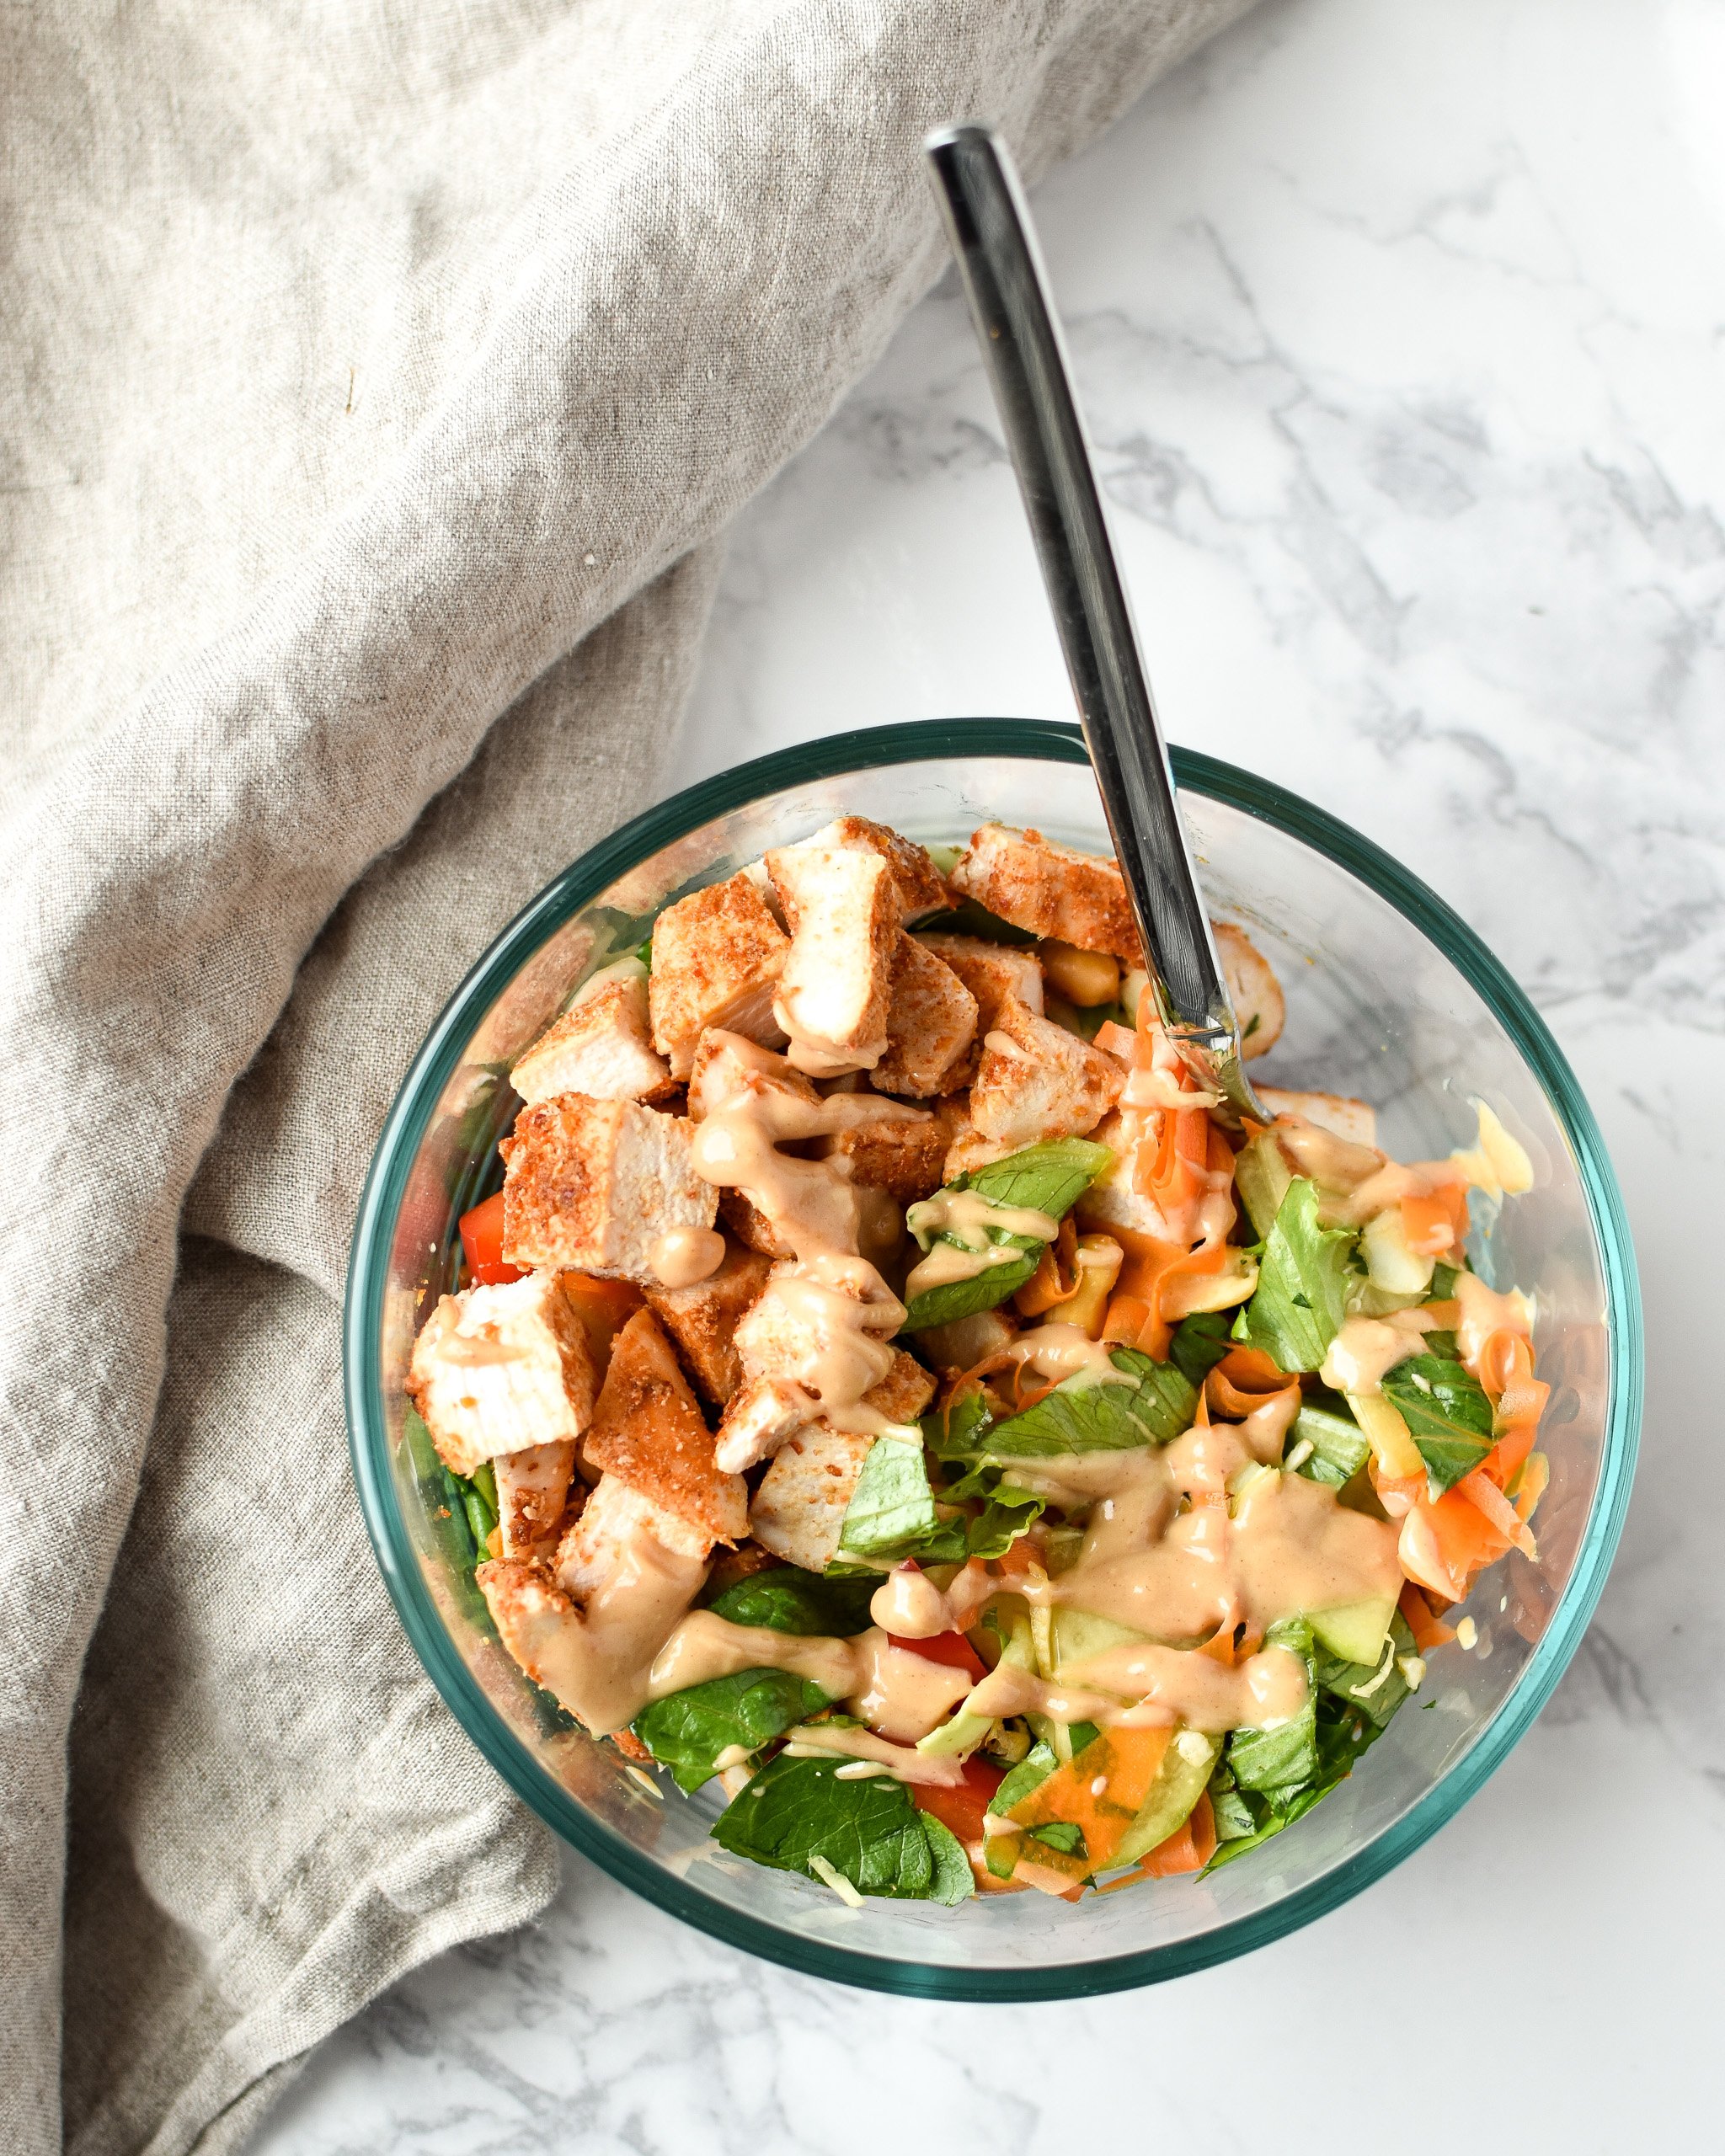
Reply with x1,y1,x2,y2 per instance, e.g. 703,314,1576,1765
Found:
1430,1260,1464,1299
835,1438,946,1564
1207,1636,1408,1870
1234,1179,1356,1374
712,1753,975,1904
963,1138,1114,1219
1030,1822,1087,1858
1290,1396,1372,1487
1381,1354,1493,1494
902,1139,1112,1332
1312,1612,1418,1731
705,1566,877,1637
1169,1310,1235,1390
632,1670,832,1793
901,1251,1041,1333
1226,1619,1320,1798
984,1347,1195,1457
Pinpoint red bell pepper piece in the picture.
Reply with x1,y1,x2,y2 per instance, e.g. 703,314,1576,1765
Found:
458,1189,523,1286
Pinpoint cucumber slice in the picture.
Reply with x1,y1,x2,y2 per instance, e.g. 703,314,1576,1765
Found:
1308,1594,1398,1666
1110,1731,1220,1869
1051,1608,1146,1674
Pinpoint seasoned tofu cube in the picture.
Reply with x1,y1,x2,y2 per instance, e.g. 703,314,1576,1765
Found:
1257,1086,1376,1147
713,1374,817,1474
408,1273,596,1478
740,1345,934,1560
734,1261,896,1395
916,932,1044,1028
499,1095,716,1283
968,994,1124,1151
813,1106,948,1204
510,963,675,1106
1215,923,1284,1061
765,840,898,1070
553,1474,713,1597
814,815,951,922
493,1438,577,1558
871,934,977,1097
949,824,1141,962
864,1346,937,1428
644,1235,774,1405
686,1028,819,1122
581,1308,748,1547
914,1304,1021,1377
748,1424,876,1571
649,872,790,1079
718,1187,795,1260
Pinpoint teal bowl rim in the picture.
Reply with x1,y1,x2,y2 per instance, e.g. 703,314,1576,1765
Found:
345,717,1642,2001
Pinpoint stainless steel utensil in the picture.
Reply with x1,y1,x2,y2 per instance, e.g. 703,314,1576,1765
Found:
925,121,1265,1125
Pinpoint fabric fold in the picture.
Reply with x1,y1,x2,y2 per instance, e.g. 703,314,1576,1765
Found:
0,4,1253,2151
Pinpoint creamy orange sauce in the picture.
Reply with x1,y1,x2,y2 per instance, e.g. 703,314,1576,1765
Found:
649,1225,727,1288
1455,1268,1534,1368
515,1533,709,1736
781,1722,967,1787
1030,1465,1402,1652
1002,1322,1134,1386
1320,1308,1438,1395
645,1609,857,1703
845,1628,974,1742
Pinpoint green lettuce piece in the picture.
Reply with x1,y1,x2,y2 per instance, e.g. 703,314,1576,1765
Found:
712,1753,975,1904
1381,1354,1494,1494
631,1670,832,1793
1234,1129,1294,1241
1169,1310,1235,1390
835,1438,945,1564
704,1566,877,1637
923,1386,996,1464
902,1139,1112,1331
983,1346,1196,1458
1234,1178,1356,1374
965,1484,1044,1560
1289,1396,1373,1487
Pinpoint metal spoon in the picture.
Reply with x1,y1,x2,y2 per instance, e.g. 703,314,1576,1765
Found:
924,122,1265,1126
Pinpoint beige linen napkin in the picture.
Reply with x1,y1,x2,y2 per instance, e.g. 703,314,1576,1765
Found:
0,4,1252,2151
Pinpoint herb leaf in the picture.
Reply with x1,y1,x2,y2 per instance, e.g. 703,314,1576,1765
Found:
902,1139,1112,1331
632,1670,833,1792
1235,1179,1356,1373
982,1346,1196,1458
712,1753,975,1904
1381,1354,1494,1494
704,1566,878,1637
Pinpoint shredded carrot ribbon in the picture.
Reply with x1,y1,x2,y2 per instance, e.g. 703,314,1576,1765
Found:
1139,1790,1217,1877
1399,1582,1456,1649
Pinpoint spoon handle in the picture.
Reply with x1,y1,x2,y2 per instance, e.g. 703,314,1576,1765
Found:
924,123,1257,1109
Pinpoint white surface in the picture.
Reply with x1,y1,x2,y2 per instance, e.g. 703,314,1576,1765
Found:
260,2,1721,2148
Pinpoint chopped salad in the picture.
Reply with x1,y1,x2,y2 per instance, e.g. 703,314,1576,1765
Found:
405,816,1547,1907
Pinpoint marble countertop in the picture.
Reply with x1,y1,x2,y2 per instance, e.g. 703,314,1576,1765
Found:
258,2,1719,2148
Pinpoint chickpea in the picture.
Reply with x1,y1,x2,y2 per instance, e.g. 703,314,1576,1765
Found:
1038,938,1120,1007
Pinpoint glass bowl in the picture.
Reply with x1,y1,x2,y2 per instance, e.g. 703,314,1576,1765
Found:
345,718,1640,1999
